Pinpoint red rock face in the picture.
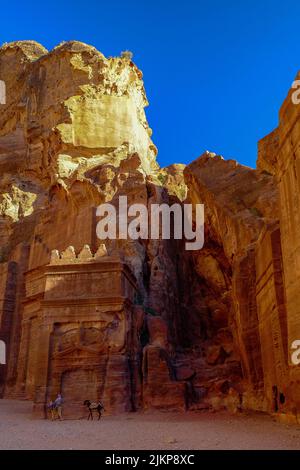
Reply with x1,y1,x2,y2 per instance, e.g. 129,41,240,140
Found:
0,40,300,420
257,77,300,416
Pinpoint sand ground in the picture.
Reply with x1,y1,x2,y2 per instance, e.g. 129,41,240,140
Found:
1,399,300,450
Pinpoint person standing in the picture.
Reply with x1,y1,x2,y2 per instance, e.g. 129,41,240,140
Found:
47,400,55,420
54,393,63,420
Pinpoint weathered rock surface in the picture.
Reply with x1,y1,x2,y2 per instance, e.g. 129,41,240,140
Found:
0,40,300,420
0,40,182,415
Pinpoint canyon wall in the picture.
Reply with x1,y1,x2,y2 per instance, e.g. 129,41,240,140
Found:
0,40,300,420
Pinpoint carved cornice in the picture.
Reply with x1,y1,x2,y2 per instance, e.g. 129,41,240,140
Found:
41,296,133,308
25,258,137,289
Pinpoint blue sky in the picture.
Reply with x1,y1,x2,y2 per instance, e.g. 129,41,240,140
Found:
1,0,299,168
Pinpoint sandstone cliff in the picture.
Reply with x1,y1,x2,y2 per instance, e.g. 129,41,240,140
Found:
0,40,299,420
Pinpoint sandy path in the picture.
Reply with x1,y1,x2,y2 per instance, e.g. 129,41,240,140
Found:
0,399,300,450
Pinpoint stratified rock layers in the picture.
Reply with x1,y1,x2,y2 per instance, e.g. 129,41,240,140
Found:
0,40,300,419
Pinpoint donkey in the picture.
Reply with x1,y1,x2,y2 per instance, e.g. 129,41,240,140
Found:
83,400,104,420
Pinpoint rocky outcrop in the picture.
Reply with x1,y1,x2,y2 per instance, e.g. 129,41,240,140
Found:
0,40,184,414
1,40,300,420
256,76,300,417
182,152,278,410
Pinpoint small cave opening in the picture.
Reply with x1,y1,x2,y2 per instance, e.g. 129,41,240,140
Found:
279,392,285,405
